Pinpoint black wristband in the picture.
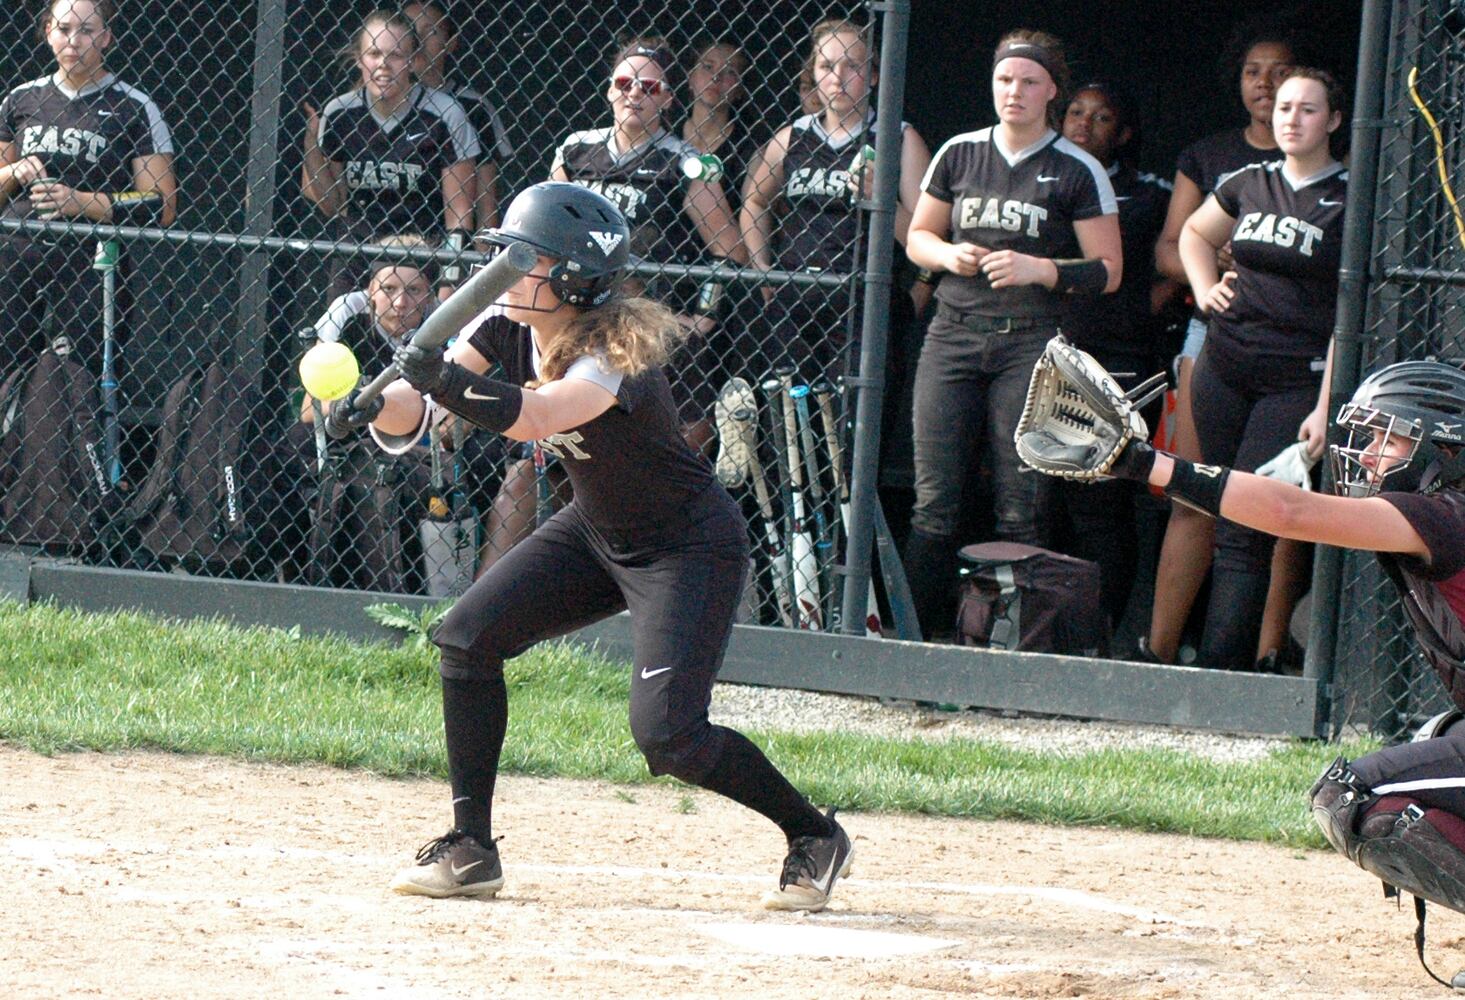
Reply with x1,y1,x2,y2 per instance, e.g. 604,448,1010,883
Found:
109,190,163,225
1109,440,1157,482
1163,457,1230,518
433,362,524,434
915,267,937,285
1052,259,1108,296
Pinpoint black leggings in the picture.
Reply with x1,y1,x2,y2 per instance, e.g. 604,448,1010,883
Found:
1190,344,1320,669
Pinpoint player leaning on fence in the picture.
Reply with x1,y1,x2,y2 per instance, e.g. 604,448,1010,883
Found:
326,182,854,911
0,0,176,369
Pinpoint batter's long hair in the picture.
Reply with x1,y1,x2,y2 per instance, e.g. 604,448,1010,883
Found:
533,296,686,386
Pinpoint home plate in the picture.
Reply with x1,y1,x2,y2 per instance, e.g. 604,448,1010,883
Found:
696,922,958,958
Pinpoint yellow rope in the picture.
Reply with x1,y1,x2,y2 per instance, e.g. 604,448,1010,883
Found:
1407,65,1465,252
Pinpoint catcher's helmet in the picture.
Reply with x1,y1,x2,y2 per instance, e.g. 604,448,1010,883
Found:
1330,360,1465,497
479,182,630,308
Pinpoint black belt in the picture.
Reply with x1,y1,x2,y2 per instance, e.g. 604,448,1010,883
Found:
934,303,1059,333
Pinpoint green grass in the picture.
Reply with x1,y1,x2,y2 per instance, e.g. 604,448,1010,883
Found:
0,601,1377,847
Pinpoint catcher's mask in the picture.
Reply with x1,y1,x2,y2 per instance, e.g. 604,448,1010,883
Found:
1330,360,1465,497
478,182,630,310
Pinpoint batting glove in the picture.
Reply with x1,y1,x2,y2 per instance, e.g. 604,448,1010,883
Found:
394,341,447,394
324,387,383,440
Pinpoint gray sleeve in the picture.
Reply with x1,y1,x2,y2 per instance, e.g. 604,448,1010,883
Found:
439,96,481,163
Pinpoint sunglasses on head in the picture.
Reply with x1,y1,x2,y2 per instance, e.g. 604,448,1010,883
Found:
611,75,665,96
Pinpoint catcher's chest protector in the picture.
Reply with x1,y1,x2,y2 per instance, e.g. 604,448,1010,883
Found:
956,542,1110,657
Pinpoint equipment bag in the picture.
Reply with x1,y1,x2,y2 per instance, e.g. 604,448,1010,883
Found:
305,441,430,593
0,341,118,551
128,361,275,568
955,541,1109,657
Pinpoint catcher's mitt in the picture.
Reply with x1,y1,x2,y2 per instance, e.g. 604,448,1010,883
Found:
1013,336,1163,481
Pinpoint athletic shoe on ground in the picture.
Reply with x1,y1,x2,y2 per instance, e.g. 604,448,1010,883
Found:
714,377,757,488
762,808,853,912
390,829,504,899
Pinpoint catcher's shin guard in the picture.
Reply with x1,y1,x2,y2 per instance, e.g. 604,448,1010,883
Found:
1310,756,1377,862
1356,805,1465,917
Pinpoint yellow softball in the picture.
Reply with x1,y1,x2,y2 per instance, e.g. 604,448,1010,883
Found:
298,341,360,402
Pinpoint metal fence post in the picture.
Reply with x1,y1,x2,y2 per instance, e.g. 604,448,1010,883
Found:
840,0,910,636
1306,0,1391,737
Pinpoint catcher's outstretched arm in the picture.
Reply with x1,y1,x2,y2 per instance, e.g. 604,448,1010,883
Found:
1145,453,1430,558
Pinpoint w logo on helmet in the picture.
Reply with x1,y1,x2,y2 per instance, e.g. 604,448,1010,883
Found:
589,231,624,256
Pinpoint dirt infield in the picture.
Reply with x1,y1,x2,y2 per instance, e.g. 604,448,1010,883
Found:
3,746,1460,999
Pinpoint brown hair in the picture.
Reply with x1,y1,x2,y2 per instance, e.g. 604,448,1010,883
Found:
534,296,685,386
994,28,1070,126
805,19,873,86
38,0,115,45
1282,65,1345,117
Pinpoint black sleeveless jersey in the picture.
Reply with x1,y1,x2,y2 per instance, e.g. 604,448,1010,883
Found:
1068,164,1171,356
1209,161,1346,361
466,313,721,535
776,111,904,274
317,83,480,238
1175,128,1284,196
1379,488,1465,711
551,127,705,265
0,73,173,220
921,127,1116,319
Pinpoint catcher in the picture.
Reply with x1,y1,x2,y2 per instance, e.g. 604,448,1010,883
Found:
1016,335,1465,986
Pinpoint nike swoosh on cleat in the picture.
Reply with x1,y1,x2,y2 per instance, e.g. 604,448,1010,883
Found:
462,387,498,401
640,666,672,679
451,860,484,876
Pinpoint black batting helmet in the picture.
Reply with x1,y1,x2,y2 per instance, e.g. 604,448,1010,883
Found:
1330,360,1465,497
479,182,630,308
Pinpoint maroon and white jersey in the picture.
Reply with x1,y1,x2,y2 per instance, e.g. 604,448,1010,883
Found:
1379,487,1465,709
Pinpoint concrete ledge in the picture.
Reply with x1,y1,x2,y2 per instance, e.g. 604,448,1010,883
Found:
20,558,1318,738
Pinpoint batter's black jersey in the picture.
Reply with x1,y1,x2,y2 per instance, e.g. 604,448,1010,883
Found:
551,127,705,265
443,78,512,163
317,84,480,238
1175,128,1284,195
1379,488,1465,709
1209,161,1346,361
465,313,721,536
921,127,1117,319
0,73,173,220
1069,164,1171,356
776,111,905,274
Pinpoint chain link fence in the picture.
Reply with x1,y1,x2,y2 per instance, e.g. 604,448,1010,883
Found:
0,0,916,627
1322,0,1465,739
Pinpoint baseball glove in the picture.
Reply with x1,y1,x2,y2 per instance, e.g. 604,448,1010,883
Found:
1013,336,1162,481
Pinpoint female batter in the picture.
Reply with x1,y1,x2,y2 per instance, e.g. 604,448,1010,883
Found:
1176,68,1345,671
901,29,1120,638
328,182,852,911
0,0,177,369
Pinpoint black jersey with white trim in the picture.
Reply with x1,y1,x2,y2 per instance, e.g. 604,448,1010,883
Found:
444,79,512,162
1175,128,1283,196
551,127,705,266
1068,164,1171,356
318,84,480,238
0,73,173,220
466,313,720,535
776,111,905,274
1209,160,1346,359
921,127,1117,319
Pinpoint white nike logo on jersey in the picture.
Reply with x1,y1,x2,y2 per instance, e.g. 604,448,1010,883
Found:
97,110,113,118
1318,199,1343,207
405,132,426,141
640,666,672,679
462,387,499,401
1114,196,1131,202
450,860,484,876
1036,175,1060,183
